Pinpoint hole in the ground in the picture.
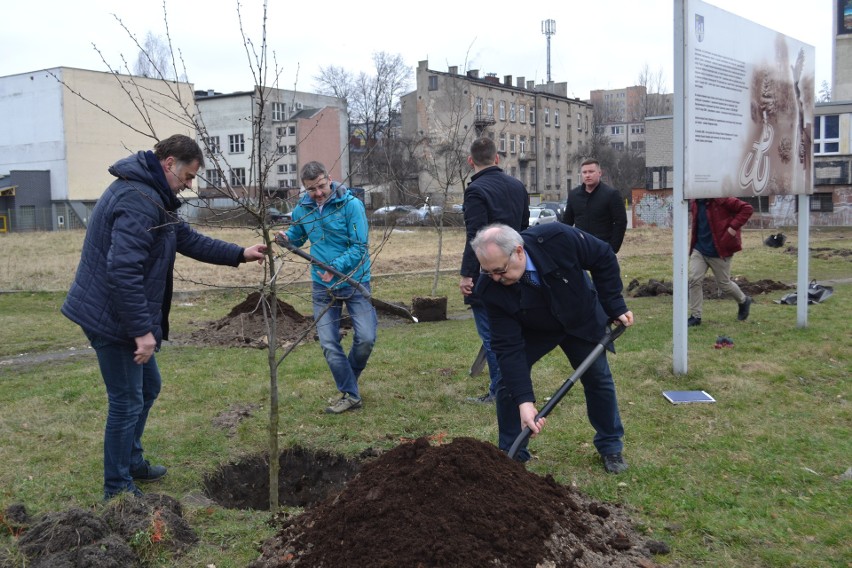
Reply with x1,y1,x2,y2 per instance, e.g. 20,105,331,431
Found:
203,447,360,510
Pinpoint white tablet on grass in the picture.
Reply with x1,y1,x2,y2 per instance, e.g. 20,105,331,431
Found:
662,390,716,404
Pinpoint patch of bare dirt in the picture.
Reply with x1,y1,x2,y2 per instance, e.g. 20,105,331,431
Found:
783,246,852,260
627,276,793,298
7,494,197,567
249,437,667,568
212,403,262,437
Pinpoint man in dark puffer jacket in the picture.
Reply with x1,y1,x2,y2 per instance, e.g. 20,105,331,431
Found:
62,134,267,500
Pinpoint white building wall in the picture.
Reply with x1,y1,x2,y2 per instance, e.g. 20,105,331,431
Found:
0,67,195,202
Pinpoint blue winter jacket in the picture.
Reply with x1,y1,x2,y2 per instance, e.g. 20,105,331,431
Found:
285,182,371,287
61,151,245,347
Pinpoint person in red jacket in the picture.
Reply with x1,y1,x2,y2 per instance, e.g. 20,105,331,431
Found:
688,197,754,326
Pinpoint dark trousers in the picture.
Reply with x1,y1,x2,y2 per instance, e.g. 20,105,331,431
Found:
88,333,161,498
496,332,624,462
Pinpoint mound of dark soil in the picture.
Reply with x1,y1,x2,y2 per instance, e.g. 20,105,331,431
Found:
187,291,314,349
250,437,665,568
10,494,197,567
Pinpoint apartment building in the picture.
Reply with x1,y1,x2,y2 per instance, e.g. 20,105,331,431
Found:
589,86,673,154
194,87,348,203
0,67,195,231
400,60,594,205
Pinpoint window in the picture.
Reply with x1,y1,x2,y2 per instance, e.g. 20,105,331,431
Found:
288,145,296,154
487,99,494,117
741,196,770,211
510,135,517,154
554,109,560,127
519,105,526,123
205,136,220,154
205,169,221,189
277,145,286,154
499,133,506,152
631,124,645,134
530,137,537,153
289,125,296,136
510,166,517,178
276,127,286,137
230,168,246,186
289,164,297,172
544,108,550,126
272,102,286,121
577,113,582,131
519,136,527,153
499,101,506,121
277,165,286,174
809,193,834,212
228,134,245,153
278,180,289,189
545,137,552,155
814,115,839,154
530,166,536,184
475,97,483,115
510,103,516,122
555,137,560,157
611,142,625,151
611,125,624,135
631,141,645,151
428,75,438,90
529,106,535,125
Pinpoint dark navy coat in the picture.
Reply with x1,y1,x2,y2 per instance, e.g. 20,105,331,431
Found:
476,223,628,405
62,151,245,347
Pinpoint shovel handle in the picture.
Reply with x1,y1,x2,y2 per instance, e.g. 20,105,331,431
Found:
506,322,627,460
275,234,371,299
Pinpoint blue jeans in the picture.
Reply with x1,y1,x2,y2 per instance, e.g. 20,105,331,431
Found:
497,332,624,462
312,282,377,399
87,333,161,498
471,303,501,396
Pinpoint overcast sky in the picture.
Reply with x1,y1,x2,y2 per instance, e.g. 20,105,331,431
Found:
0,0,835,100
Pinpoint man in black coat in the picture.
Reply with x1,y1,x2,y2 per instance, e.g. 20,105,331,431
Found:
472,223,634,473
562,158,627,253
459,137,529,403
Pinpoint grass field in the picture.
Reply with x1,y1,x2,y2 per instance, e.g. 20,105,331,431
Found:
0,225,850,567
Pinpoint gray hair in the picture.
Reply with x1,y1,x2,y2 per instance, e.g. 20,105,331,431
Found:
300,161,328,181
471,223,523,257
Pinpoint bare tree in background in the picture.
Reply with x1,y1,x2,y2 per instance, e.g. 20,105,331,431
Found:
133,31,180,81
637,64,670,118
817,80,831,103
316,52,411,189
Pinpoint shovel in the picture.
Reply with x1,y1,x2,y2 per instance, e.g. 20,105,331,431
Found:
469,344,487,376
506,322,627,460
274,234,418,323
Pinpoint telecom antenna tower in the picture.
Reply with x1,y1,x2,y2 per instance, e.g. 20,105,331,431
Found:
542,19,556,82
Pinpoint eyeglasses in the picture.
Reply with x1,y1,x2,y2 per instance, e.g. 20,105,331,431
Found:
480,251,514,276
304,177,329,193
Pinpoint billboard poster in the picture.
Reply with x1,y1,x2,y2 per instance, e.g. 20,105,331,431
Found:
685,0,815,199
839,0,852,35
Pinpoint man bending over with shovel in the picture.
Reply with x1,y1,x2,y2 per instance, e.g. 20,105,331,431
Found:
471,223,634,473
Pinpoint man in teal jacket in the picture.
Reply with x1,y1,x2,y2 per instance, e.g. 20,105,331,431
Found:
279,161,376,414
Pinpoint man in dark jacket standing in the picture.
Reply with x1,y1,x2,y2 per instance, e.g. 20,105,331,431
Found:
687,197,754,326
562,158,627,253
62,135,267,500
472,223,634,473
459,137,530,404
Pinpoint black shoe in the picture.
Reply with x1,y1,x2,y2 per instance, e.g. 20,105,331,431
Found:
687,316,702,327
737,296,753,321
130,460,167,483
602,453,629,474
466,392,495,404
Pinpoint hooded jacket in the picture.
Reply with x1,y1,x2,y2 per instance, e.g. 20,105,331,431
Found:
285,181,370,287
62,151,245,347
